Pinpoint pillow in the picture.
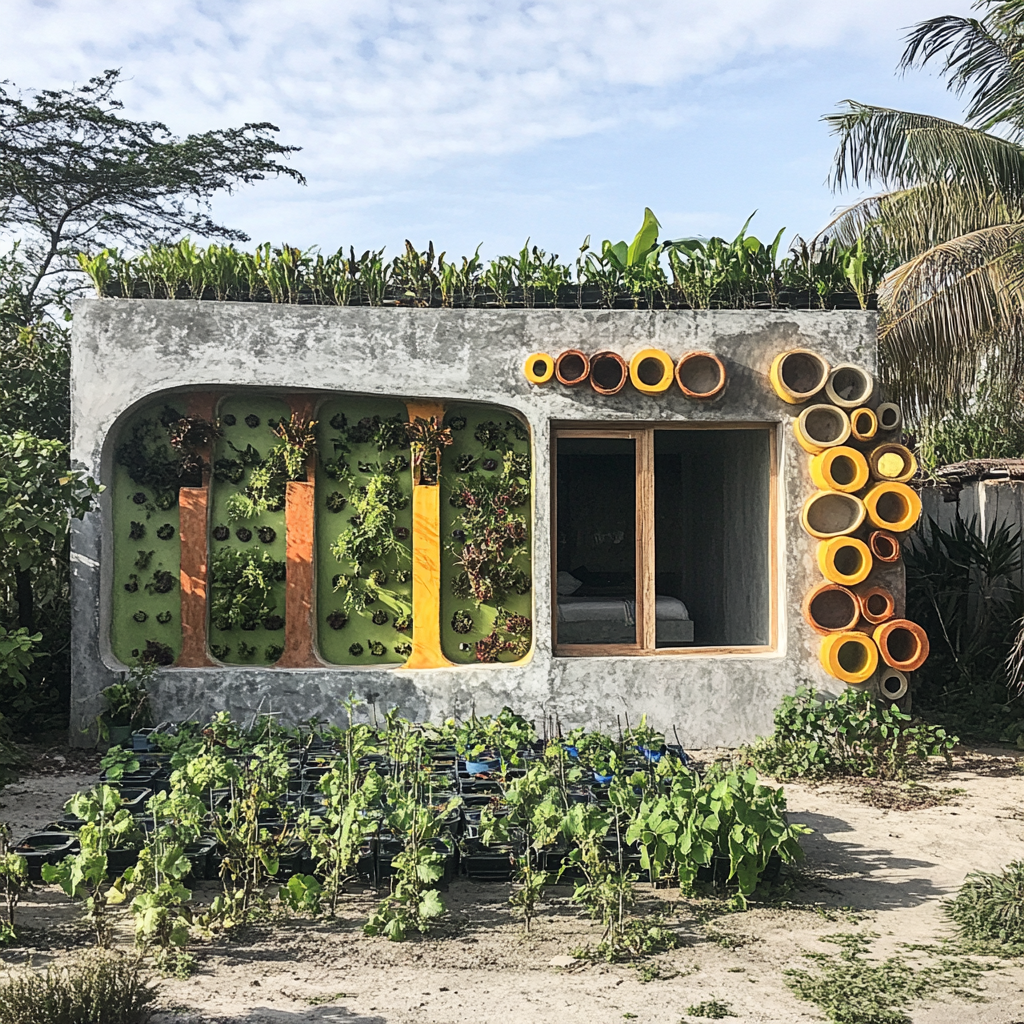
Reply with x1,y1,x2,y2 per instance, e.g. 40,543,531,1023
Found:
556,571,583,596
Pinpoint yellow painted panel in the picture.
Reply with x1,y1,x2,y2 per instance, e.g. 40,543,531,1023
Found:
403,400,454,669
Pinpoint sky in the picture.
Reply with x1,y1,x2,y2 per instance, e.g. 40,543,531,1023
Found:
1,0,978,260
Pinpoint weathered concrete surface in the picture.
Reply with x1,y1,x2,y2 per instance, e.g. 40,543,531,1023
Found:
71,302,880,746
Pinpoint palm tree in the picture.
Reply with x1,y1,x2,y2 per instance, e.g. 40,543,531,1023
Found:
822,0,1024,433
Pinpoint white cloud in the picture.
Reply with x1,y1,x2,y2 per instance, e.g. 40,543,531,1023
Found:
2,0,973,179
0,0,977,251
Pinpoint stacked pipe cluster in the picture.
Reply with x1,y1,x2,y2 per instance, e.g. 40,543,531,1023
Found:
522,347,727,398
770,349,929,701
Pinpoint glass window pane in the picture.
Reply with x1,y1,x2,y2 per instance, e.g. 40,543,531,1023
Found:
555,437,636,645
653,429,771,647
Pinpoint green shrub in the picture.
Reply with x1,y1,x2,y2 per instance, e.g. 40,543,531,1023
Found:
746,686,956,781
945,860,1024,952
0,951,156,1024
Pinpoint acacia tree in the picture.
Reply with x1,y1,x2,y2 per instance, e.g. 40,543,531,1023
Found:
0,69,303,729
0,68,305,316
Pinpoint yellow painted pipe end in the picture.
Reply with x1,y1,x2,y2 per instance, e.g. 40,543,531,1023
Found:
523,352,554,384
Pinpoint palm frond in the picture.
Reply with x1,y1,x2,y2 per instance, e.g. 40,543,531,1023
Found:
900,11,1024,134
819,182,1022,259
825,103,1024,198
876,223,1024,418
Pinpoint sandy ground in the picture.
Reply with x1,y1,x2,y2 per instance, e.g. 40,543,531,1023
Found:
2,749,1024,1024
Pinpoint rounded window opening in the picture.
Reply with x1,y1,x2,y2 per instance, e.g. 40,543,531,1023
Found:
876,491,909,524
810,589,857,630
781,352,826,394
637,357,667,387
837,638,870,674
833,545,864,577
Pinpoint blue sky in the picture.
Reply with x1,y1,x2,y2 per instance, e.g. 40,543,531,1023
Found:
3,0,976,260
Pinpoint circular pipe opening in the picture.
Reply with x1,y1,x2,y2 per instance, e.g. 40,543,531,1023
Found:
876,491,910,524
886,627,919,664
805,585,859,632
877,402,902,431
830,455,856,487
638,357,665,386
880,668,909,700
771,349,830,402
866,594,888,616
523,352,554,384
555,349,590,386
811,445,869,493
870,530,900,562
675,351,726,398
802,406,848,444
874,618,929,671
869,443,917,483
851,408,877,440
826,364,873,407
589,351,628,395
837,639,871,674
802,492,865,538
834,545,865,577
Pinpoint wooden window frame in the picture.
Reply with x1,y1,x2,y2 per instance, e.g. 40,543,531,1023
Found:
551,422,779,658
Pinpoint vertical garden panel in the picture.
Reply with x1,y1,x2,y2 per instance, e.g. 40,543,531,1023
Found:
315,397,414,665
110,402,185,666
208,395,291,665
439,404,533,663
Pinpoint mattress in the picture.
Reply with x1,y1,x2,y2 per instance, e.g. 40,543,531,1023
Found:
556,595,694,646
557,595,690,623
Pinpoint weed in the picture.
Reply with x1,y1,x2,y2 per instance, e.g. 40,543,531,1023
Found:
745,686,956,781
307,992,347,1005
0,951,157,1024
945,860,1024,952
784,932,992,1024
153,947,196,979
685,998,734,1019
854,783,965,811
701,927,746,949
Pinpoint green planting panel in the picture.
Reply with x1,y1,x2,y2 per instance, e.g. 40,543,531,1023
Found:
110,403,183,666
440,404,533,663
315,397,413,665
208,395,290,666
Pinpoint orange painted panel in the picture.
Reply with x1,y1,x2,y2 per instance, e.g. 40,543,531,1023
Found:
178,487,215,667
278,480,319,667
404,400,453,669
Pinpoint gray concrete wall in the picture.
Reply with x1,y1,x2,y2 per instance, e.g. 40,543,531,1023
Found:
71,302,880,746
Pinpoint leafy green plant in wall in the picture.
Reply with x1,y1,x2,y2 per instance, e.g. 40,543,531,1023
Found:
406,415,453,486
331,464,411,617
449,449,531,639
210,547,285,631
226,413,316,520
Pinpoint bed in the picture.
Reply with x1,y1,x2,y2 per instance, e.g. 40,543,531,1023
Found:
556,594,694,646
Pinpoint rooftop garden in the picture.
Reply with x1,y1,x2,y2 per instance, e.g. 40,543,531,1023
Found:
76,211,890,311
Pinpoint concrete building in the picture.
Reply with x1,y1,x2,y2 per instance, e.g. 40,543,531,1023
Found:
70,301,889,746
